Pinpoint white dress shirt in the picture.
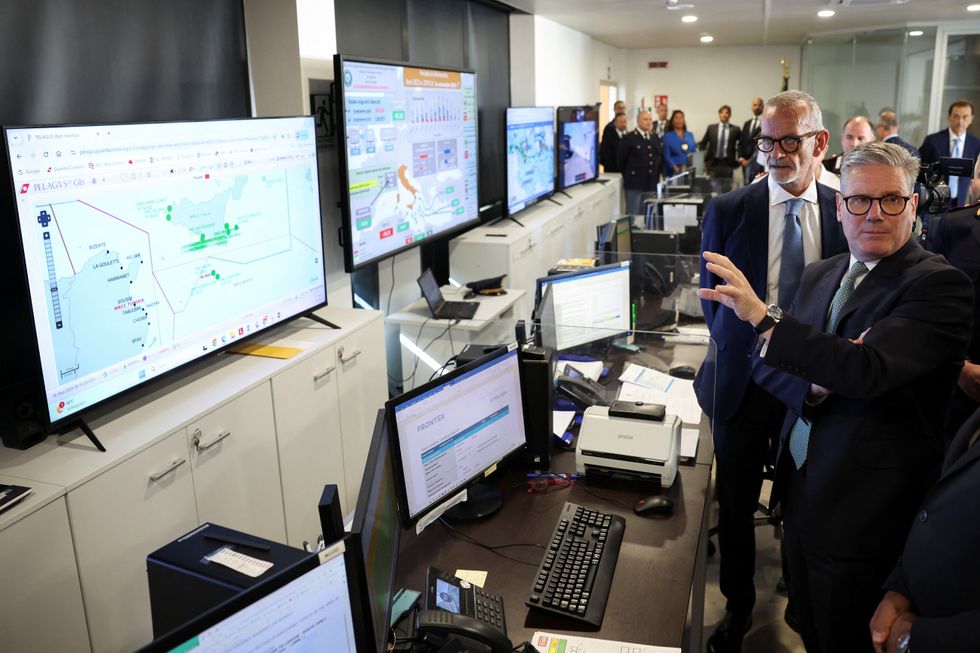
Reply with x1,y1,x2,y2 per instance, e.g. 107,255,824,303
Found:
766,175,823,306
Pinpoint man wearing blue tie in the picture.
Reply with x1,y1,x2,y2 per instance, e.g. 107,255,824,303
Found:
699,142,973,653
696,91,848,652
919,100,980,208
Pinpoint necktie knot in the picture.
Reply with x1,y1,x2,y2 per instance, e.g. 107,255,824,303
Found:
784,197,804,218
841,261,868,292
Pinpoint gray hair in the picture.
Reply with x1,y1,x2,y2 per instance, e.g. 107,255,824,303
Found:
763,90,824,132
840,141,921,194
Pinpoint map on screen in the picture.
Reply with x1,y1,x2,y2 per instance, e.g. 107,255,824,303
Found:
506,107,555,215
339,59,479,269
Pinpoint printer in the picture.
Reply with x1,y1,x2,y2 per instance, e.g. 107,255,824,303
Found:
575,400,680,488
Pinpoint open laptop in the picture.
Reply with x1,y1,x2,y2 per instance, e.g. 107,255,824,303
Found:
416,268,479,320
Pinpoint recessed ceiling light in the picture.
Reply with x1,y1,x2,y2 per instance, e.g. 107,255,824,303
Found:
682,15,698,23
700,34,714,43
908,30,924,36
969,3,980,11
817,9,836,17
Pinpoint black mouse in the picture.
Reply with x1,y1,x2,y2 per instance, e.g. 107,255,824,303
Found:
668,364,697,380
634,494,674,516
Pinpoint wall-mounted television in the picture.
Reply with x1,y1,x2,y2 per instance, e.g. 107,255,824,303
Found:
557,105,599,190
335,55,480,271
3,116,326,427
505,106,555,216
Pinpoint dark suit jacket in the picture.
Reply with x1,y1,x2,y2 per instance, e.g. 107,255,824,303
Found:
600,127,624,173
700,122,741,167
919,128,980,206
822,154,842,174
616,129,663,192
739,116,761,160
882,407,980,651
654,119,669,138
758,239,973,561
883,134,919,157
695,180,848,422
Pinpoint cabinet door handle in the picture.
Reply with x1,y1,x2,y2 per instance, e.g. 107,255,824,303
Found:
547,223,565,236
338,346,362,363
313,365,336,383
149,457,186,482
193,428,232,452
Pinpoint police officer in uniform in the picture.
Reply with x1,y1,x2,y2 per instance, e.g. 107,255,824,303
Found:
617,109,663,216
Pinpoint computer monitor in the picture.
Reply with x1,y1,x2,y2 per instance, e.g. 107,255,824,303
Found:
505,106,555,216
556,105,599,189
534,261,632,351
3,116,326,428
386,344,527,529
596,216,632,265
138,539,369,653
348,409,401,653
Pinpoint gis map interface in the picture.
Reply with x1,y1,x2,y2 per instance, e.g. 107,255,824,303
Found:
340,59,479,268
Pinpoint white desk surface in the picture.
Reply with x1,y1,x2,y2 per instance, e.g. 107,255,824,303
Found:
386,287,525,332
0,475,65,533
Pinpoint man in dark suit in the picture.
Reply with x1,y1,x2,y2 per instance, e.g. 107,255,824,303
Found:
869,406,980,653
874,110,918,157
600,112,627,173
822,115,874,174
700,104,742,186
617,110,662,216
738,96,764,184
919,100,980,208
700,141,973,652
696,90,849,652
654,102,669,138
600,100,625,148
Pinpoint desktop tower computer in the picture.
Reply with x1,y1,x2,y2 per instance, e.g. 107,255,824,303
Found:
519,344,555,467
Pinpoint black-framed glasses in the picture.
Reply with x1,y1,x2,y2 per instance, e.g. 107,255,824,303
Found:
841,194,913,216
754,130,820,153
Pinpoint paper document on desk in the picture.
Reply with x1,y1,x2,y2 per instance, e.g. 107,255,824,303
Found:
618,363,673,391
553,411,576,438
532,631,680,653
681,426,700,461
617,378,703,425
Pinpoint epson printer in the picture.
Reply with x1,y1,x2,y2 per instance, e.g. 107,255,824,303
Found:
575,400,680,488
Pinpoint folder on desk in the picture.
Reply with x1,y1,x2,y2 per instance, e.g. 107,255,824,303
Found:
532,631,681,653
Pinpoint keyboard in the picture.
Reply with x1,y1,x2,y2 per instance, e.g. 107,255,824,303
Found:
525,501,626,627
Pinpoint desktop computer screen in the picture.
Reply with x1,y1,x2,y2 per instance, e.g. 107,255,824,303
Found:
535,261,631,351
350,409,401,653
596,216,632,265
386,344,527,528
138,540,367,653
556,105,599,189
505,106,555,216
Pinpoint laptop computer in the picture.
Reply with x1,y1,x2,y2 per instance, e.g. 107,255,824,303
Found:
416,268,479,320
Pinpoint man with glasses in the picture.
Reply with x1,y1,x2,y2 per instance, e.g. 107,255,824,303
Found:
696,91,848,653
699,141,972,652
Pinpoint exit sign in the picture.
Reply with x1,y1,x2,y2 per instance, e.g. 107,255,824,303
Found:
648,61,668,69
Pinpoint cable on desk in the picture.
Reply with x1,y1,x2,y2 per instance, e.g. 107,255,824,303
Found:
579,485,634,511
429,354,459,382
438,518,543,567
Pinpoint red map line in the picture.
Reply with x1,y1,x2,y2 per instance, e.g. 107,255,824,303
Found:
47,203,77,275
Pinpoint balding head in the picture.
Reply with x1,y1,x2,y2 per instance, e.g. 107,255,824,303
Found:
875,110,899,140
841,116,875,153
637,110,653,133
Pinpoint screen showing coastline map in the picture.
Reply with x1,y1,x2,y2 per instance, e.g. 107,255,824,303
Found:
505,106,555,216
557,106,599,190
336,56,479,271
4,117,326,424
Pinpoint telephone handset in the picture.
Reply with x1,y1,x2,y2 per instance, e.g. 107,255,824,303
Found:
416,610,513,653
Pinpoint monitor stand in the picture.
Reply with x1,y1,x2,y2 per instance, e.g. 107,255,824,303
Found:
546,197,564,207
443,481,503,521
489,215,525,228
62,419,107,452
557,190,572,199
305,312,340,329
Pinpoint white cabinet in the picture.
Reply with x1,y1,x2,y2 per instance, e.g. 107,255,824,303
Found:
187,383,285,542
271,343,345,548
68,431,198,653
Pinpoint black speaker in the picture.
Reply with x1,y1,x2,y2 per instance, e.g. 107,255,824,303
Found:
1,378,48,450
318,484,345,545
519,344,555,467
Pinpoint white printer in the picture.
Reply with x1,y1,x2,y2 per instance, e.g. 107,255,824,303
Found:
575,400,680,488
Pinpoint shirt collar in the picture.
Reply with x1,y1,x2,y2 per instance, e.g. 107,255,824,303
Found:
849,254,879,273
768,174,819,206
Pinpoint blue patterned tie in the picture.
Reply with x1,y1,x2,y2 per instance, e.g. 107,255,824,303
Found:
778,198,805,307
950,138,962,201
787,260,869,469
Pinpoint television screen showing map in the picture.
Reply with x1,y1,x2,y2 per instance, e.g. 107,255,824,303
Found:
506,107,555,216
4,117,326,424
557,106,599,189
338,58,479,270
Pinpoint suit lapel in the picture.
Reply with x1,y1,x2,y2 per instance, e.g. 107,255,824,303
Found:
939,409,980,483
802,257,846,327
835,239,919,327
816,183,843,257
746,182,771,298
939,129,951,157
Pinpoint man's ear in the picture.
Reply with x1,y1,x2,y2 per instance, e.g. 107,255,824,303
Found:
814,129,830,157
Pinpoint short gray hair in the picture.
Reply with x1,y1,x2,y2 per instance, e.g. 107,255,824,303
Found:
763,90,824,132
840,141,921,194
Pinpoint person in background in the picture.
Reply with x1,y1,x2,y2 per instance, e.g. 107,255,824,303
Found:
920,100,980,208
823,115,875,174
600,112,628,173
601,100,626,152
654,102,669,138
617,110,663,216
875,110,919,157
739,96,765,183
662,110,697,176
701,104,742,188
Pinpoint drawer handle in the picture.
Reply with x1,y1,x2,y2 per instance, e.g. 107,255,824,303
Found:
338,346,362,363
149,458,186,482
313,365,336,383
193,428,231,452
547,224,565,236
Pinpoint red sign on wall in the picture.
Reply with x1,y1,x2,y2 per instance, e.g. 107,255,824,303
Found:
654,95,669,110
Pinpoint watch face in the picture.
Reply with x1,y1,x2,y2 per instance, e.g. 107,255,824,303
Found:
897,632,911,652
767,304,784,320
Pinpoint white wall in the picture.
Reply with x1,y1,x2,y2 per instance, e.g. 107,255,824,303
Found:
625,45,802,138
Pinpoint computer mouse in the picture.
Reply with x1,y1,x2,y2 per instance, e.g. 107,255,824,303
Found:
668,364,697,380
634,495,674,516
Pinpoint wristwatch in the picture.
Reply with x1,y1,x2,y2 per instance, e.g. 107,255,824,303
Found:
753,304,784,334
897,631,911,653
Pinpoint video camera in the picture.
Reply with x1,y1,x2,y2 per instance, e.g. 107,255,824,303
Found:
918,156,975,215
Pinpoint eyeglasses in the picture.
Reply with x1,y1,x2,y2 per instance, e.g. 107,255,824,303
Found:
841,194,913,216
524,473,579,493
754,130,820,153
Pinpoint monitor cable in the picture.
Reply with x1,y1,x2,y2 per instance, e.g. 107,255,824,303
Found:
437,518,544,567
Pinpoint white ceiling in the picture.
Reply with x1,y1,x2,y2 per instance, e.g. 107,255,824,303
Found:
502,0,977,48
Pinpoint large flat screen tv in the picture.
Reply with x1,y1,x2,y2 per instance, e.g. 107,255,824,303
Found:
3,116,326,427
557,105,599,190
335,55,480,271
505,106,555,216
